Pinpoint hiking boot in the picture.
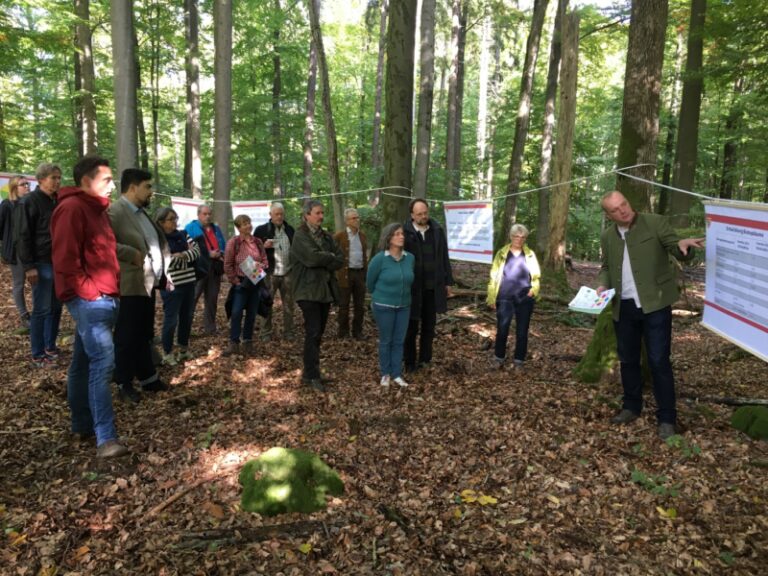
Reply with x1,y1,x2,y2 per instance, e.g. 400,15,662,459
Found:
223,341,240,357
611,409,640,425
489,356,505,370
242,340,254,355
119,383,141,404
142,379,169,393
302,378,326,392
96,440,129,459
658,423,676,440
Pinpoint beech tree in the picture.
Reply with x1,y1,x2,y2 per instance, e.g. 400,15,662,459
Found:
413,0,437,199
213,0,232,230
74,0,97,156
111,0,138,175
371,0,388,171
184,0,202,199
303,38,317,198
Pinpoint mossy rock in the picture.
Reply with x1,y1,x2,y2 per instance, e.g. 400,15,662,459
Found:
731,406,768,440
238,447,344,516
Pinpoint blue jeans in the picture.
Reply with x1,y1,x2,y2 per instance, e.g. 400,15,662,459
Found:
494,297,535,362
160,283,195,353
372,303,411,379
65,296,120,446
30,262,62,357
230,282,260,343
614,300,676,424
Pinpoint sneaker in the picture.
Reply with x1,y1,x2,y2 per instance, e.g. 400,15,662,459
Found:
96,440,129,459
393,376,409,388
611,409,640,425
142,379,169,393
161,353,178,366
118,383,141,404
242,340,254,355
176,347,193,361
223,341,240,357
489,356,505,370
302,378,326,392
380,375,391,387
44,348,61,359
658,423,676,440
31,356,54,369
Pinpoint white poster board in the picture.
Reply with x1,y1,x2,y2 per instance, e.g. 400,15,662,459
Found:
443,200,494,264
170,197,204,231
703,201,768,362
231,200,271,235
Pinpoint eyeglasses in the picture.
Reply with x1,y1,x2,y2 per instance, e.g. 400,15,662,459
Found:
165,216,179,222
18,182,29,188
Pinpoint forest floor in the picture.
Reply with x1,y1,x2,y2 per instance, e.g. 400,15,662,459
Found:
0,259,766,576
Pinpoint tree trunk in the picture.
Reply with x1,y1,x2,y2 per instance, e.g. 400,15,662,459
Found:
184,0,202,199
658,28,683,215
213,0,232,231
303,37,318,198
413,0,436,199
669,0,706,226
74,0,97,156
475,11,491,199
536,0,566,255
0,101,6,170
445,0,467,197
500,0,549,245
719,76,744,200
614,0,669,212
134,20,149,172
307,0,344,232
545,11,579,273
382,0,417,225
371,0,389,171
272,0,284,198
111,0,139,176
484,33,502,198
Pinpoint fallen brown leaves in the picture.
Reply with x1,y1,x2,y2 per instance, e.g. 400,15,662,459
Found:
0,261,766,575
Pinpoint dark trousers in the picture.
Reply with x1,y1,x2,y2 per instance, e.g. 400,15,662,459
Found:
338,269,366,337
229,282,261,343
494,297,534,362
114,294,157,386
298,300,330,380
160,283,195,353
614,300,676,424
194,271,222,334
404,289,436,369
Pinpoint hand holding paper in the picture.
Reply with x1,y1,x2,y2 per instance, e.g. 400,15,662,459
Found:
569,286,615,314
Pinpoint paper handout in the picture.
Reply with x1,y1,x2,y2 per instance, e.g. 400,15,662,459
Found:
239,256,267,285
568,286,615,314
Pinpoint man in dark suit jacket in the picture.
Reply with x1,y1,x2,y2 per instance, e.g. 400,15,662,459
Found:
109,169,171,403
333,208,368,340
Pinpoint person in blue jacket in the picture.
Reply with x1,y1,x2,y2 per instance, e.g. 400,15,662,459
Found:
367,223,415,388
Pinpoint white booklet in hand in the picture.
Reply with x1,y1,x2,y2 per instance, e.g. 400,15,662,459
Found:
239,255,266,285
568,286,615,315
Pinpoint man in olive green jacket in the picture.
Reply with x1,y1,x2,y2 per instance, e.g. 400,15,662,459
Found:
597,191,703,440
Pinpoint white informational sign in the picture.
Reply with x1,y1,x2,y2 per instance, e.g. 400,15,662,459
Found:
231,200,270,235
170,197,204,231
0,172,37,198
703,201,768,362
443,200,494,264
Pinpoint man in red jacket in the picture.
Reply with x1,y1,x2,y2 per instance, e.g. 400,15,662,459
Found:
51,156,128,458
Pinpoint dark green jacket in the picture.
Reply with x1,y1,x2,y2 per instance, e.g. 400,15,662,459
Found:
598,213,692,321
289,223,345,304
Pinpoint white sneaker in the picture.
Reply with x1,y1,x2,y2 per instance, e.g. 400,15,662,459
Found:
161,353,178,366
380,375,391,387
177,347,193,361
393,376,409,388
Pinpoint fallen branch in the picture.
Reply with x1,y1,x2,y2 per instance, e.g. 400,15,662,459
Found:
179,520,341,543
681,394,768,407
0,427,51,434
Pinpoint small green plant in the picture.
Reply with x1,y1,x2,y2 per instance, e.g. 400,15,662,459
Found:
665,435,701,458
630,468,680,497
632,443,646,457
731,406,768,440
197,424,220,449
718,551,735,566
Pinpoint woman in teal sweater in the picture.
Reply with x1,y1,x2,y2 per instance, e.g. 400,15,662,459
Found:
366,223,415,387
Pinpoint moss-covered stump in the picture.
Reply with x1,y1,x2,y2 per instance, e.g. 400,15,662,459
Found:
239,447,344,516
731,406,768,440
573,307,617,383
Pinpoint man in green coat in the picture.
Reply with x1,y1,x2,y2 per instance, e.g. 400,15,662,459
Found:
597,191,703,440
290,200,345,392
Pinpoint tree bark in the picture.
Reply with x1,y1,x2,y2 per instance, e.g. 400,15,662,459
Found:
213,0,232,231
545,11,579,273
536,0,566,255
382,0,417,225
500,0,549,245
307,0,344,232
74,0,97,156
475,11,491,199
445,0,467,197
111,0,139,176
413,0,436,199
0,101,6,170
184,0,202,199
658,28,683,214
719,77,744,200
272,0,284,198
669,0,706,226
134,19,149,173
371,0,389,171
614,0,669,212
303,37,318,198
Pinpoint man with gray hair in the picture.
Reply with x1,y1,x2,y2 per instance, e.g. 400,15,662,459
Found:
16,163,63,367
333,207,368,339
185,204,226,335
254,202,296,341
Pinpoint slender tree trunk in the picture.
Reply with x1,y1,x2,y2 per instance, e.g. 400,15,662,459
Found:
308,0,344,231
719,77,744,200
475,11,491,199
546,11,579,272
658,28,683,214
413,0,436,199
0,101,6,170
382,0,417,224
184,0,202,199
500,0,549,243
445,0,467,197
150,0,161,178
536,0,566,255
371,0,389,171
614,0,669,212
213,0,232,231
303,38,318,198
133,20,149,172
111,0,138,175
485,33,502,197
272,0,284,197
74,0,97,155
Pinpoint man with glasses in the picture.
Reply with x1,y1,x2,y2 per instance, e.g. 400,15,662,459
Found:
333,208,368,340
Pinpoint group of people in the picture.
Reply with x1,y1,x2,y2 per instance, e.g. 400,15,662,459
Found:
0,154,702,456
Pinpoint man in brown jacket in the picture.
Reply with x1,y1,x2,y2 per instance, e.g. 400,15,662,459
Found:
334,208,368,340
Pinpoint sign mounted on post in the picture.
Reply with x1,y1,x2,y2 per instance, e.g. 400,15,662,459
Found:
231,200,271,235
703,200,768,362
443,200,494,264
